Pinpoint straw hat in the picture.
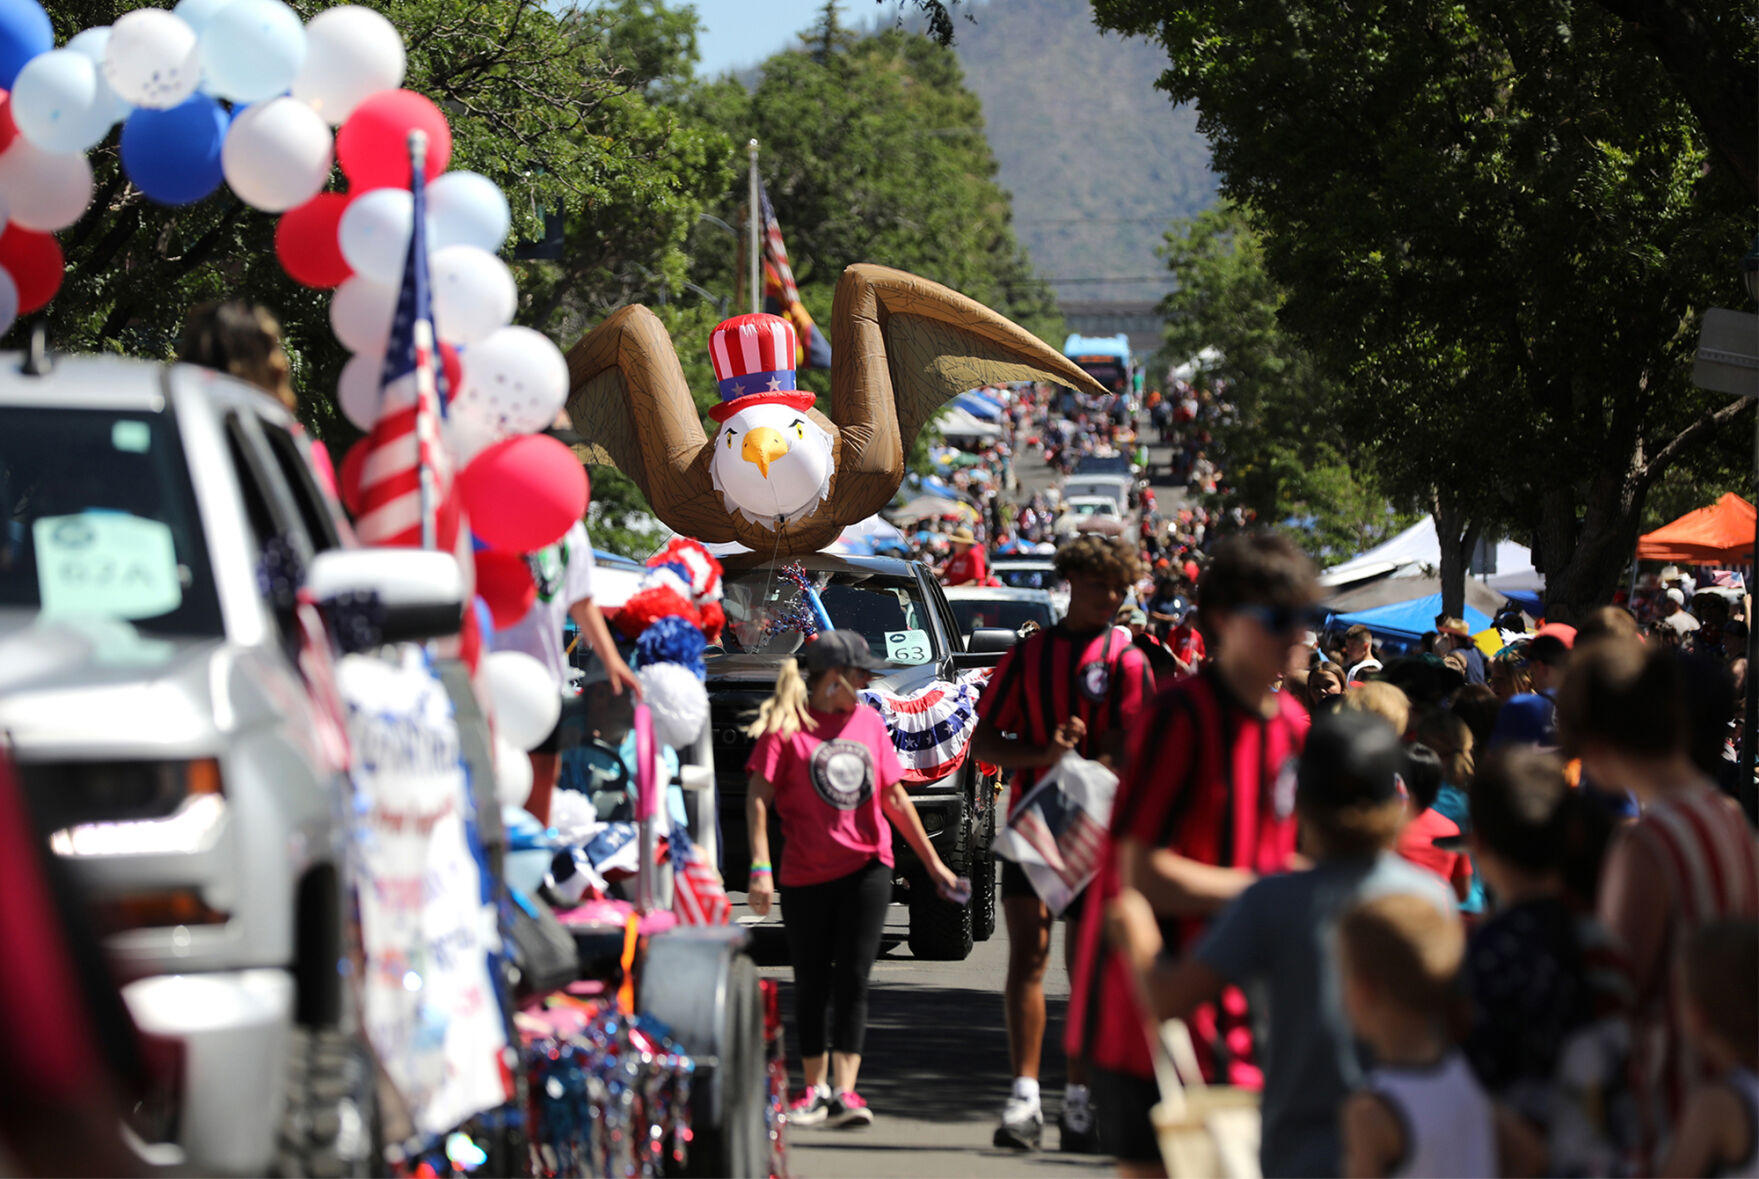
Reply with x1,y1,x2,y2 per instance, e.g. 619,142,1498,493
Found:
949,526,977,546
1437,616,1472,639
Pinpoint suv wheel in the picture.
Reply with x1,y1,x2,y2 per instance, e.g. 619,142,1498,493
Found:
907,796,975,961
274,1026,378,1178
971,848,997,942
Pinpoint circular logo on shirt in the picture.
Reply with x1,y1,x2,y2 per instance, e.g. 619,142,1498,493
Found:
1078,660,1112,703
809,739,874,811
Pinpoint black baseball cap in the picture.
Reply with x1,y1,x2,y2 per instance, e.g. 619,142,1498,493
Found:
804,629,885,673
1297,711,1407,809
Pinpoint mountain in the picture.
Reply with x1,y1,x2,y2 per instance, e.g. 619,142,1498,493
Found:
942,0,1217,305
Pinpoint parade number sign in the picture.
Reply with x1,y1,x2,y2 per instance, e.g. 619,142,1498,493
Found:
33,512,182,619
338,647,509,1136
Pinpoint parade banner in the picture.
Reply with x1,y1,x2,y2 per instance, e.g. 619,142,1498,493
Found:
339,647,509,1137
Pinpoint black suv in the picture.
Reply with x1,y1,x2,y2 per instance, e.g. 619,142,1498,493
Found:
706,554,1004,960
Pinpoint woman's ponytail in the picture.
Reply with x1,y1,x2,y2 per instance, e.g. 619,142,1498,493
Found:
747,657,817,739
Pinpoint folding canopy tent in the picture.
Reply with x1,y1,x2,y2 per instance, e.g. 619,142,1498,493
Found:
1635,493,1755,566
1331,594,1493,642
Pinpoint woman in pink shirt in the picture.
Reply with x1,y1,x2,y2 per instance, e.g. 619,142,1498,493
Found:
745,630,961,1129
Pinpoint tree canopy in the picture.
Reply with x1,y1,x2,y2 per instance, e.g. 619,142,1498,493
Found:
1095,0,1753,618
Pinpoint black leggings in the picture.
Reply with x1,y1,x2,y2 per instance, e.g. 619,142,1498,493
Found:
781,858,892,1058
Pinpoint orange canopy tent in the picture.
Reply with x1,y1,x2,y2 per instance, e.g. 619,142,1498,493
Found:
1635,493,1756,565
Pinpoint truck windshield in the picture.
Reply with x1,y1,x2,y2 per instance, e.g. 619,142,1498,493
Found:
0,407,223,636
713,566,937,666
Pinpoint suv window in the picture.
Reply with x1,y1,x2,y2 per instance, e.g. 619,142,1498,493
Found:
0,406,223,635
714,566,939,666
260,423,340,552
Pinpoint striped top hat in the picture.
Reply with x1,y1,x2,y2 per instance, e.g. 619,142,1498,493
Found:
707,313,816,422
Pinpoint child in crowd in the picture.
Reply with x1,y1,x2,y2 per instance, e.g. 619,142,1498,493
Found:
1413,709,1485,915
1341,679,1411,738
1463,747,1634,1173
1337,893,1546,1178
1659,920,1759,1178
1393,743,1472,904
1108,710,1456,1177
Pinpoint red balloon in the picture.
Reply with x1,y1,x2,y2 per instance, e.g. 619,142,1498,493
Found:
458,601,482,672
458,434,588,553
0,224,62,313
338,440,368,516
335,90,452,192
439,341,462,401
0,90,16,158
275,193,352,288
474,549,536,628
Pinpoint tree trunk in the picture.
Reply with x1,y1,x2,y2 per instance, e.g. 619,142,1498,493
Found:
1434,495,1480,621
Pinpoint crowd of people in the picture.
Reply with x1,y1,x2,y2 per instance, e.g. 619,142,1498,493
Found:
752,376,1757,1179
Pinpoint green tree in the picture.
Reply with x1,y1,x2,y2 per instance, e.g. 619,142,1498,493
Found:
1157,204,1415,564
1094,0,1752,621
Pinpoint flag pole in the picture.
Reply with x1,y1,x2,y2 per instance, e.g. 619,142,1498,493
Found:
410,127,434,551
747,138,761,315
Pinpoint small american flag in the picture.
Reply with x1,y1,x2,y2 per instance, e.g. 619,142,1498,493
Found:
673,845,732,926
354,141,456,550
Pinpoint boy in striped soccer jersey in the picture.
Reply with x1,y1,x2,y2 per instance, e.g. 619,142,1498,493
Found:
973,534,1156,1153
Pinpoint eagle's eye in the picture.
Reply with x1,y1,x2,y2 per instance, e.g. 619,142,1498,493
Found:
724,429,737,449
789,417,805,440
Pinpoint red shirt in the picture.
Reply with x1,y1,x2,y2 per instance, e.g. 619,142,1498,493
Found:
1067,669,1308,1079
1395,806,1471,898
977,624,1155,814
942,545,987,586
746,705,902,887
1169,623,1206,668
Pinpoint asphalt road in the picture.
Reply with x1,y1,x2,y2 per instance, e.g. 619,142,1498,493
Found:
739,421,1188,1178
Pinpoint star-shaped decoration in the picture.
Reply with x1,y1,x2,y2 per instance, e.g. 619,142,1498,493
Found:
732,380,746,396
766,377,783,392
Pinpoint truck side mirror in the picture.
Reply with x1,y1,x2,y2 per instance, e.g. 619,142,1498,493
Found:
305,549,464,645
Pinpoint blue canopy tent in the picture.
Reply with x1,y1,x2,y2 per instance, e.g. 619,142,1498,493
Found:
1330,593,1491,642
954,392,1002,420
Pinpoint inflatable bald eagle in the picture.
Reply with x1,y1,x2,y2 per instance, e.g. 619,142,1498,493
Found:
564,264,1107,558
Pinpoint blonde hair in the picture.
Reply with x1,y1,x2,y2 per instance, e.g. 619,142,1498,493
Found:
1342,680,1411,737
747,658,819,739
1338,893,1465,1014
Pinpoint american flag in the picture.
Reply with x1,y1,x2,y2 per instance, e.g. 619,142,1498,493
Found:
758,181,831,369
354,145,456,550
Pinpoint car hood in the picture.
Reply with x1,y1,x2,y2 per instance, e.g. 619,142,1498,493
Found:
0,613,264,757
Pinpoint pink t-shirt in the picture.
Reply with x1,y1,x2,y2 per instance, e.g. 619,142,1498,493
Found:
746,705,903,887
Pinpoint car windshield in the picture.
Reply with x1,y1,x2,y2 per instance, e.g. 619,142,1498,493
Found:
1071,500,1116,516
948,598,1053,636
0,407,222,636
1076,454,1130,475
713,566,938,666
994,565,1059,591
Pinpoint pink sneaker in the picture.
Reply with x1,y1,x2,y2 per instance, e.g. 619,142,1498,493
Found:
827,1090,873,1128
788,1087,830,1127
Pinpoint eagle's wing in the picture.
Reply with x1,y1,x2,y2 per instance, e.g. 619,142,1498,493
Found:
827,264,1107,522
562,305,737,542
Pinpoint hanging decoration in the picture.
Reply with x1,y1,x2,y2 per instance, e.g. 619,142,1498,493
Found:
760,561,827,641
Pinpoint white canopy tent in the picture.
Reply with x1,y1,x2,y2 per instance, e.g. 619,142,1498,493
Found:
1320,516,1542,592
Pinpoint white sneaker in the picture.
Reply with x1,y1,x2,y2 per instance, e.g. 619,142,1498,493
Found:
993,1095,1043,1150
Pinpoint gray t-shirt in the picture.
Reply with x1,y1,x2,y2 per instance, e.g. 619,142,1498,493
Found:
1196,853,1456,1178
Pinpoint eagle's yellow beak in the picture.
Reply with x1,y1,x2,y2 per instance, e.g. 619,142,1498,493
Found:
742,426,790,478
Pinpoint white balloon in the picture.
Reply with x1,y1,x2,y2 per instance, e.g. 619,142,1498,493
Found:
0,269,18,338
444,404,499,465
484,650,562,752
200,0,306,104
172,0,231,39
336,350,386,432
427,171,510,252
337,187,413,284
0,139,94,232
452,326,570,438
430,245,515,345
328,275,397,354
292,5,406,125
12,50,116,154
494,735,532,809
104,9,202,110
221,97,332,212
65,29,134,124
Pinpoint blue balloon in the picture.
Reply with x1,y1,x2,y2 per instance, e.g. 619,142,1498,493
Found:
120,95,229,205
0,0,52,90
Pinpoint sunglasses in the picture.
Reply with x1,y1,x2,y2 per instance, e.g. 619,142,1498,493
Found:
1234,603,1303,635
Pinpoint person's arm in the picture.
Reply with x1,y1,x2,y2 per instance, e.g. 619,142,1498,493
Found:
1597,831,1671,1004
1494,1104,1549,1178
1108,890,1228,1020
746,772,777,915
970,711,1084,770
1341,1091,1404,1179
881,782,958,894
1118,835,1255,918
569,599,641,696
1657,1082,1747,1179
